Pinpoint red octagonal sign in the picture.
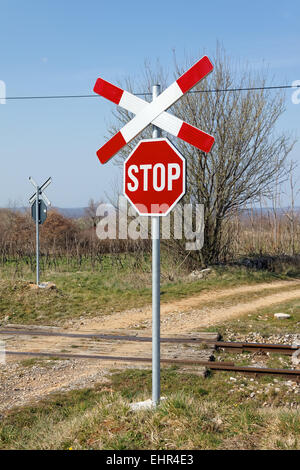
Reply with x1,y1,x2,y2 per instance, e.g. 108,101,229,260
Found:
124,138,186,216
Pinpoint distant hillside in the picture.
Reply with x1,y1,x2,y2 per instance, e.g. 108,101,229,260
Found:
55,207,87,219
2,205,300,220
2,206,87,219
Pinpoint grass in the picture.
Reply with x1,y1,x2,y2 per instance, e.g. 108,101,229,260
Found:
213,349,292,369
0,253,292,326
204,298,300,372
0,254,299,449
0,367,299,450
19,357,63,368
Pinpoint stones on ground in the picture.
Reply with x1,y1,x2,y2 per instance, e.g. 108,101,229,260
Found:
0,359,111,412
292,348,300,366
189,268,212,280
224,328,299,346
274,313,291,319
160,332,217,364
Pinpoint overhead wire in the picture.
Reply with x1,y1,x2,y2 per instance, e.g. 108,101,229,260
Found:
1,84,300,101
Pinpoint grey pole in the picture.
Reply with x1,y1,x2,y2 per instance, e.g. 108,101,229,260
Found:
36,186,39,286
152,84,161,406
29,177,51,286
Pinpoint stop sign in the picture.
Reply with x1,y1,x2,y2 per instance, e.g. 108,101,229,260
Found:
124,138,186,216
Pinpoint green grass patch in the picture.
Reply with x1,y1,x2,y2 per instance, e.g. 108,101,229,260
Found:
19,357,63,368
0,254,290,326
0,368,298,450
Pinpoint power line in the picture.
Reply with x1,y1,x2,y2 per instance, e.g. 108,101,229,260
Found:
2,94,97,100
189,84,300,94
1,84,300,101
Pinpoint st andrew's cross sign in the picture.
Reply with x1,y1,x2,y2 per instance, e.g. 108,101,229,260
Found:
94,56,215,164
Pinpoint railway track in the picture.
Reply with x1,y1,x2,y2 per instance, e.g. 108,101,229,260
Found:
0,328,298,355
1,327,299,380
1,349,299,380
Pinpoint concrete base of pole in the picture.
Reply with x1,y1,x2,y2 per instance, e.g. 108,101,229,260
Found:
30,282,57,290
129,397,167,412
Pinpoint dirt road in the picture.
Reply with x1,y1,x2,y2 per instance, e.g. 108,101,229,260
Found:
1,278,300,411
77,279,300,333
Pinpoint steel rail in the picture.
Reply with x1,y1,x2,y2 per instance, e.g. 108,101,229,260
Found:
1,350,299,380
207,363,300,379
0,350,233,367
0,329,297,355
214,341,297,355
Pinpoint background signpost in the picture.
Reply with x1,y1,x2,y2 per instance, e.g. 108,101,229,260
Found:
29,177,52,286
31,199,48,225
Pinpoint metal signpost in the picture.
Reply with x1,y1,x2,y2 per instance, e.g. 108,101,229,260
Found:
123,136,186,406
151,84,161,406
94,56,215,406
29,177,52,286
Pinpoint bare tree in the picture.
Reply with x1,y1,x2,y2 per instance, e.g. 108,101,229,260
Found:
84,198,101,228
284,161,300,255
107,46,295,264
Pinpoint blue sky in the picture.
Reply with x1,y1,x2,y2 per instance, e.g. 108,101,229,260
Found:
0,0,299,208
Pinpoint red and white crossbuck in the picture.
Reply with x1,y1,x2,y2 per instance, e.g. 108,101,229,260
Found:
94,56,215,164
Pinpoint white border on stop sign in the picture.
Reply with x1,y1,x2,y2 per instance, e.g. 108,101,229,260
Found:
123,137,186,217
